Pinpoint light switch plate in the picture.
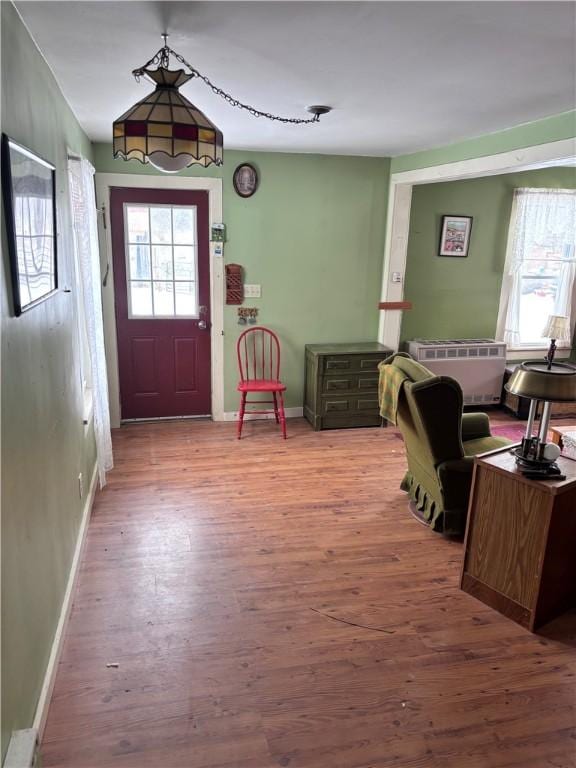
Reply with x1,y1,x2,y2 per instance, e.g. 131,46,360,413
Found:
244,284,261,298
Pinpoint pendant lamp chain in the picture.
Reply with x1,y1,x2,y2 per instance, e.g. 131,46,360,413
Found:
133,38,324,125
113,34,330,171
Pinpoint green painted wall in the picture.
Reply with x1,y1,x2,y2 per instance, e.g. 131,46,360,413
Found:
400,166,576,344
391,110,576,173
93,145,390,411
2,12,573,758
1,3,97,758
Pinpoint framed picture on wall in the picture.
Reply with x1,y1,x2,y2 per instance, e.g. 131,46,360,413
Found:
233,163,259,198
438,215,473,257
1,134,58,315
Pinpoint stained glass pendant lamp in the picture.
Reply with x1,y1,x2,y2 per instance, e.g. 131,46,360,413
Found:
113,67,223,171
113,35,331,173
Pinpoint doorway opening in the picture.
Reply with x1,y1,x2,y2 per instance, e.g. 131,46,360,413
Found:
95,174,224,427
110,187,211,420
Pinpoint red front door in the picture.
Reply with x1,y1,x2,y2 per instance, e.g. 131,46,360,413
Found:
111,188,211,420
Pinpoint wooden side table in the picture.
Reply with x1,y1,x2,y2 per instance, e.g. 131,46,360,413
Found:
501,365,531,418
502,364,576,419
461,445,576,631
549,424,576,450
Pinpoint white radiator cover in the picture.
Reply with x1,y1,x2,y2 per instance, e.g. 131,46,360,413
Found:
407,339,507,405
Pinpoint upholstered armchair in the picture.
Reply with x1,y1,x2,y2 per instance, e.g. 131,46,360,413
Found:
379,352,511,536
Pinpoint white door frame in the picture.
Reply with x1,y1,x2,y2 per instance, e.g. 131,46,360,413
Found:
378,137,576,353
95,173,224,427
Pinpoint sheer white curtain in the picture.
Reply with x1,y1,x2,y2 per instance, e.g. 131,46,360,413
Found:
496,190,524,347
496,188,576,348
68,157,113,487
556,243,576,328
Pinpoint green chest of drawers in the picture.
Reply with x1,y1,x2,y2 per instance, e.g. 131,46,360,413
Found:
304,342,392,430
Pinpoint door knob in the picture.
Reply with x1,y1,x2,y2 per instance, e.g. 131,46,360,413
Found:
198,320,207,330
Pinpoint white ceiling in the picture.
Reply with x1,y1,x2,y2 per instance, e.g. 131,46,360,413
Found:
16,1,576,157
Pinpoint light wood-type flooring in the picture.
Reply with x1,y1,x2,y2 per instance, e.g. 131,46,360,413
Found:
41,416,576,768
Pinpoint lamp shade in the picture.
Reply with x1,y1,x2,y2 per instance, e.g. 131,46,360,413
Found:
113,67,223,171
542,314,571,341
505,361,576,402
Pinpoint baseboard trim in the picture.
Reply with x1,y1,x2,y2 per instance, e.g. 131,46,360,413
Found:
31,462,98,740
222,407,303,422
4,729,38,768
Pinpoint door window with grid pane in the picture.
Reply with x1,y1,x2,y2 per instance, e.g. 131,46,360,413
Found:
124,204,198,317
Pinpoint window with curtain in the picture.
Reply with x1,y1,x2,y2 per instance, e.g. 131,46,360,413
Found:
68,156,113,488
68,187,92,399
496,188,576,350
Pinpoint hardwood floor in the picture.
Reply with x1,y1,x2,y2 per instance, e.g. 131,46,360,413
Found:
41,416,576,768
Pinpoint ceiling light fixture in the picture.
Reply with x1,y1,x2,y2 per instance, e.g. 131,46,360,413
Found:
113,34,332,173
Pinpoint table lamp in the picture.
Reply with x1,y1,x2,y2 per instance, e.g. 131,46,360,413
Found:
542,314,571,369
505,360,576,476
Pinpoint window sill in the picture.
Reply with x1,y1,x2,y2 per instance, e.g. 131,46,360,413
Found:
505,348,571,362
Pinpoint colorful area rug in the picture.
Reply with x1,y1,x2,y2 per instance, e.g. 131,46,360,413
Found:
490,424,525,442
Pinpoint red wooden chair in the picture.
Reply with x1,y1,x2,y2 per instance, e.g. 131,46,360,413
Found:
236,326,286,439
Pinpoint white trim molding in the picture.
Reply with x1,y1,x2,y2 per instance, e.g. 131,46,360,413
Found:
94,174,224,426
505,347,571,362
4,729,38,768
378,137,576,351
32,463,98,741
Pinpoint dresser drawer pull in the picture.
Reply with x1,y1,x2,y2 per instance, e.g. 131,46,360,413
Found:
326,359,350,370
360,359,380,370
325,400,349,412
326,379,350,391
357,398,379,411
